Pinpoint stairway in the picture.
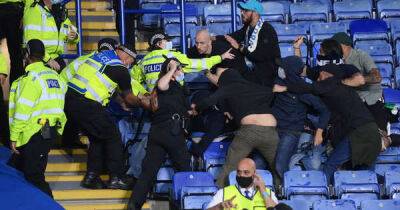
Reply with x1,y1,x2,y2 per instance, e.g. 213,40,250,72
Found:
46,148,152,210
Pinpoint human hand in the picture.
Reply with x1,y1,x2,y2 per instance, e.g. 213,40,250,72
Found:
272,84,287,93
254,173,266,192
10,141,20,155
221,48,235,60
47,59,61,71
224,35,240,49
293,36,304,48
167,60,179,73
314,129,324,146
188,104,198,116
0,74,6,85
67,25,78,41
220,195,237,209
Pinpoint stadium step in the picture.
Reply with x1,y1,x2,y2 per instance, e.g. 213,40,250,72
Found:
66,0,111,11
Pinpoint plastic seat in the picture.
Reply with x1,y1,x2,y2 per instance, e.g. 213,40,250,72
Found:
360,199,400,210
376,63,393,79
313,200,357,210
290,2,329,24
229,169,274,190
334,170,380,207
274,24,309,43
395,67,400,88
261,2,286,24
283,170,329,207
279,199,309,210
279,43,308,60
349,19,389,43
375,163,400,176
161,4,198,26
154,167,174,194
184,72,211,90
140,2,164,27
385,171,400,199
378,0,400,20
383,88,400,104
204,3,240,25
392,123,400,135
310,22,348,44
391,20,400,43
333,0,372,21
172,172,217,209
355,41,393,65
377,147,400,164
202,141,231,179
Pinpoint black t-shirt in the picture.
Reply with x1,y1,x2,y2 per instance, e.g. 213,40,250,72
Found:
187,38,248,74
152,82,190,124
103,65,132,94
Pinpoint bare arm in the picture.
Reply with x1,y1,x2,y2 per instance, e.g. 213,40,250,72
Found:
293,36,304,58
364,68,382,84
157,61,178,91
342,73,366,87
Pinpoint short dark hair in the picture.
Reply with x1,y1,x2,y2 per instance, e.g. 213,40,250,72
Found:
320,38,343,58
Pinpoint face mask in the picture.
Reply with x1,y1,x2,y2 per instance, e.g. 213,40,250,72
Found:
236,175,253,188
165,41,173,50
175,72,184,82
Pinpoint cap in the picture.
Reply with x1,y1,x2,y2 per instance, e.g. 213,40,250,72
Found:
26,39,45,59
97,38,119,51
238,0,264,14
118,44,137,59
332,32,353,46
161,56,188,73
280,56,305,76
149,33,170,47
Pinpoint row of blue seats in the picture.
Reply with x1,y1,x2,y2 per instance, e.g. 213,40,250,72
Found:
282,199,400,210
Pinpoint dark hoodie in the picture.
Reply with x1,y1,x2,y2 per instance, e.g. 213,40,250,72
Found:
196,69,273,125
272,56,330,131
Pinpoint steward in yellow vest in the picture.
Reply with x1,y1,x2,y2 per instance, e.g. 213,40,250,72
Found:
9,39,66,197
65,44,147,190
23,0,79,71
131,33,235,92
0,36,10,147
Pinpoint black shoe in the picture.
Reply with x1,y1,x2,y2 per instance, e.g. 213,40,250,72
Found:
108,176,133,190
80,172,105,189
127,196,141,210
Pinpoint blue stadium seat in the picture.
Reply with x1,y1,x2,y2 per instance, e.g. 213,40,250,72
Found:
349,19,389,43
185,0,212,16
375,163,400,176
161,4,199,26
184,72,211,90
383,88,400,104
334,171,380,207
164,24,191,48
229,169,274,190
208,23,232,36
261,2,286,24
172,172,217,209
279,199,309,210
377,147,400,164
290,2,329,24
333,0,372,21
355,41,393,65
154,166,175,194
385,171,400,199
279,43,308,61
140,2,166,27
204,3,240,26
310,22,348,44
378,0,400,20
360,200,400,210
202,141,231,179
283,170,329,207
391,20,400,43
395,67,400,88
313,200,357,210
392,123,400,135
274,24,309,43
376,63,393,82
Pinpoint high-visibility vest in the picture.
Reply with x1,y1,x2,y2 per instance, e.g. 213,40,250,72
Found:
23,1,79,62
59,52,94,83
9,61,67,147
0,0,22,4
68,50,122,106
0,53,7,75
223,185,270,210
130,64,148,96
132,49,222,91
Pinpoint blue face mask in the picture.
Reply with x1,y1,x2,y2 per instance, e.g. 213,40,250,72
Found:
175,73,184,82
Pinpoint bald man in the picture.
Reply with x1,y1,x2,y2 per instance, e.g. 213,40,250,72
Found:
187,29,247,74
207,158,278,210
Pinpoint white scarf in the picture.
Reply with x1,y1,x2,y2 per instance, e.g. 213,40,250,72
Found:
245,18,264,53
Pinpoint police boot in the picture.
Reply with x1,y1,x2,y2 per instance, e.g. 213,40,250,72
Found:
108,175,133,190
80,172,105,189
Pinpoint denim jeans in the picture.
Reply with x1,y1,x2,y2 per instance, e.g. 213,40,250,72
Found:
289,133,327,171
322,137,352,183
275,130,301,178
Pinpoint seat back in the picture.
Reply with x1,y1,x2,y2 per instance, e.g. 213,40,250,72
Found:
279,199,309,210
280,43,308,59
334,171,379,197
154,167,175,194
283,170,328,198
349,19,389,42
228,169,274,190
172,172,215,200
313,200,356,210
261,2,285,23
204,3,240,24
395,67,400,88
360,200,400,210
377,147,400,164
375,163,400,176
383,89,400,104
378,0,400,20
274,24,309,43
310,22,348,43
385,171,400,199
181,186,218,209
376,63,393,79
334,0,372,21
290,2,329,23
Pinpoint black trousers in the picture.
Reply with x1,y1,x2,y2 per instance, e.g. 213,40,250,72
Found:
0,3,24,83
64,89,124,176
8,132,53,197
131,121,191,209
0,87,9,147
366,100,389,131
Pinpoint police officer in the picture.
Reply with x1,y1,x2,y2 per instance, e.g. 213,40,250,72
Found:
60,38,119,148
131,33,235,92
65,44,147,189
23,0,79,71
8,39,67,197
0,32,10,147
0,0,24,83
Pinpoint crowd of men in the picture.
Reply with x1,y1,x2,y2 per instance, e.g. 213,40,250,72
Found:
0,0,399,210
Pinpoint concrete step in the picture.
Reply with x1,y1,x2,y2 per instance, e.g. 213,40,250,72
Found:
53,189,132,200
49,149,87,156
67,41,150,52
82,22,116,30
70,12,114,23
46,162,86,173
66,1,110,11
47,155,86,163
46,175,109,182
60,200,151,210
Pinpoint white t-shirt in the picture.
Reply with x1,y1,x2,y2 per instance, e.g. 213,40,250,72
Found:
206,185,279,209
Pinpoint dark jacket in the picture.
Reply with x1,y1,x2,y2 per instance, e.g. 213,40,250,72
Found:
228,21,281,87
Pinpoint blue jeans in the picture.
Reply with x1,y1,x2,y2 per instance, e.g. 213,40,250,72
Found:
276,130,301,178
289,133,327,171
322,138,351,183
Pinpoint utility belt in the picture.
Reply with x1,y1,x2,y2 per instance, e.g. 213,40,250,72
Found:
37,118,60,140
155,113,190,136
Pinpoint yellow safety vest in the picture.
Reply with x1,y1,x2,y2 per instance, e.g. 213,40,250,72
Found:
0,53,8,76
0,0,22,4
130,64,148,96
223,185,269,210
68,50,120,106
132,49,222,91
9,61,67,147
23,1,79,62
59,52,94,83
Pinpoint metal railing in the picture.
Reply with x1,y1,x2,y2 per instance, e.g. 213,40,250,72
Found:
61,0,83,60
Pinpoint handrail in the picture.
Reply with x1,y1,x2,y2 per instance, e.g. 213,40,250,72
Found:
231,0,237,32
60,0,83,60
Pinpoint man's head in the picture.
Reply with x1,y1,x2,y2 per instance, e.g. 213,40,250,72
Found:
238,0,263,25
160,57,186,82
332,32,353,49
149,33,173,51
97,38,119,52
195,29,212,55
317,64,343,81
115,44,137,67
24,39,45,65
236,158,256,188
